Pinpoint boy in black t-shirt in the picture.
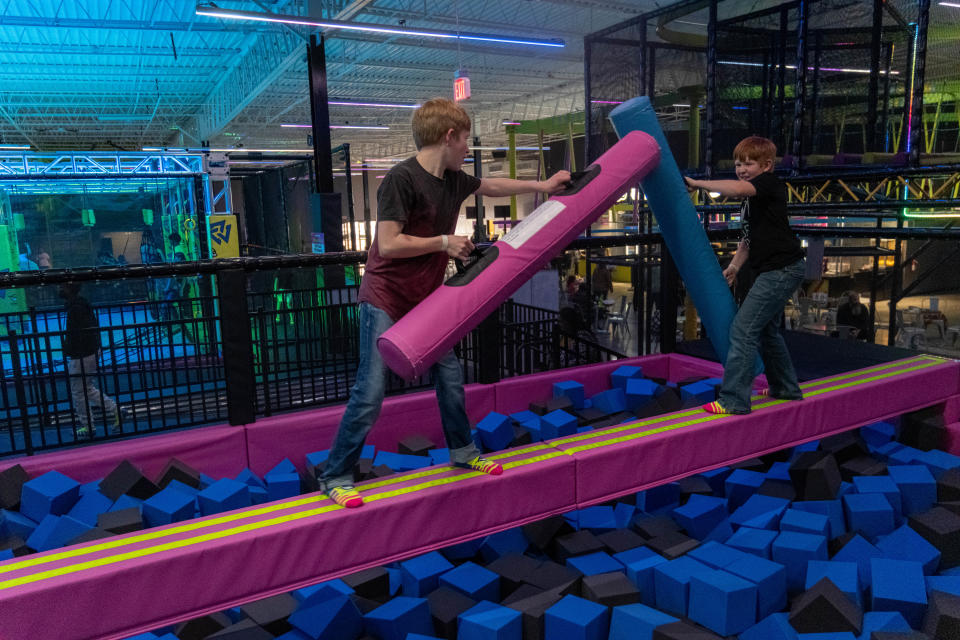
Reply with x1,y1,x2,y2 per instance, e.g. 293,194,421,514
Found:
320,98,570,508
685,136,806,414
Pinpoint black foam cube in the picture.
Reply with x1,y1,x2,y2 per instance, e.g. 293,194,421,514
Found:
529,396,574,416
398,434,436,457
523,515,573,551
938,467,960,503
503,586,564,640
678,476,714,501
940,501,960,516
828,530,860,557
630,514,681,539
511,425,533,447
524,560,582,595
870,633,932,640
656,387,684,412
646,531,699,560
597,528,646,554
652,620,724,639
678,376,709,387
788,577,863,634
343,566,391,602
427,586,476,640
205,618,274,640
349,593,383,615
68,527,114,545
354,458,374,482
368,464,395,479
240,593,297,634
575,407,608,427
99,460,159,501
789,451,842,501
731,458,768,473
0,464,27,510
487,552,541,598
581,570,641,607
901,406,946,451
921,590,960,640
156,458,201,490
172,612,232,640
554,529,605,560
908,507,960,568
840,456,888,482
0,536,30,556
97,507,143,535
820,431,870,464
758,479,797,502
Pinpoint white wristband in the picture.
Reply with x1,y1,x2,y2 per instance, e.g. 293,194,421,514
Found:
441,234,449,251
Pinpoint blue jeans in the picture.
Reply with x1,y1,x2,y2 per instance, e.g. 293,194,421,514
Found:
321,302,480,490
718,259,805,413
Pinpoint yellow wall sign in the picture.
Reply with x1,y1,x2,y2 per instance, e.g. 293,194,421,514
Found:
208,215,239,258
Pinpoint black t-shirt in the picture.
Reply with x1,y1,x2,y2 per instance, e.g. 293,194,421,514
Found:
64,296,101,358
740,172,805,273
359,156,481,321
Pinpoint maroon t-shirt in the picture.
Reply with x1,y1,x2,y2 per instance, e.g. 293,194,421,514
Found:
359,156,481,321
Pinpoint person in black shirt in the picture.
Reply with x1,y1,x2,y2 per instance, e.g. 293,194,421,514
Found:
685,136,806,414
837,291,872,341
60,282,118,438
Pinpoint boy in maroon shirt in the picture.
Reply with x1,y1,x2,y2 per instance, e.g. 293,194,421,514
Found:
323,98,570,507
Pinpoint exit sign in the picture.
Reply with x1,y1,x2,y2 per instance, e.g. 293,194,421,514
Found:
454,75,471,102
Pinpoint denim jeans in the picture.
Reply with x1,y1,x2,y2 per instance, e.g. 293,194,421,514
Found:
321,302,480,490
68,353,117,429
718,259,806,413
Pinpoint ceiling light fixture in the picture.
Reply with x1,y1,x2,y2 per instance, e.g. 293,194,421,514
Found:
281,123,390,130
939,2,960,7
330,100,420,109
195,5,565,48
0,144,31,150
469,146,550,151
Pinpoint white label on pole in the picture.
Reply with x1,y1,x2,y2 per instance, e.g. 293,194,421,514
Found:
501,200,566,250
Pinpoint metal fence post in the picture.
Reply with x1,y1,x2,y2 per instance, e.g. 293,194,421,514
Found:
217,269,256,425
9,331,34,455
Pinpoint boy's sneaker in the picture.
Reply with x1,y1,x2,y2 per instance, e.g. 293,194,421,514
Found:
76,426,92,439
328,485,363,508
454,456,503,476
702,401,748,415
110,412,122,435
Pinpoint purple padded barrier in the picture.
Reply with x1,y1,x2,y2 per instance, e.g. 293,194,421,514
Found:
245,383,495,475
0,425,247,484
0,444,574,640
378,131,661,380
553,355,959,506
946,422,960,455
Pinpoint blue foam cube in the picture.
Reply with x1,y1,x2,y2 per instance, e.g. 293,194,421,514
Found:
724,470,766,511
0,548,12,561
730,494,790,530
779,509,830,537
589,388,627,415
653,556,711,617
294,579,353,603
852,475,903,524
479,528,529,563
568,506,618,534
289,594,362,639
625,378,660,413
363,597,432,640
698,467,731,496
673,495,727,540
686,541,754,570
875,524,941,574
726,553,788,618
235,468,266,490
771,531,828,592
614,503,636,529
305,450,329,468
831,534,882,589
26,514,91,551
680,381,716,405
857,611,911,639
400,551,453,597
613,546,667,605
688,569,758,636
20,470,80,523
142,486,196,527
476,412,514,452
66,490,113,527
767,462,792,483
792,500,846,539
635,482,680,513
428,448,450,465
887,465,937,515
375,451,432,472
567,551,624,576
870,558,927,628
553,380,586,409
739,613,797,640
726,527,778,559
541,409,578,440
843,493,895,539
109,494,143,513
912,449,960,479
267,458,297,475
610,365,644,389
198,478,250,516
608,603,676,640
860,421,897,448
458,600,522,640
805,561,861,607
265,472,300,502
439,561,499,601
544,594,609,640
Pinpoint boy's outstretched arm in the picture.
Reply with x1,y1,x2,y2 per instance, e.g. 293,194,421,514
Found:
475,170,571,197
377,221,474,260
684,176,756,198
